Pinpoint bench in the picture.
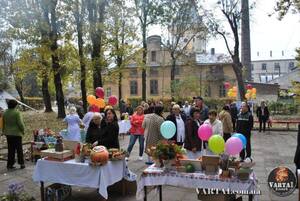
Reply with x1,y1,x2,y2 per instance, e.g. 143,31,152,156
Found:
254,120,300,131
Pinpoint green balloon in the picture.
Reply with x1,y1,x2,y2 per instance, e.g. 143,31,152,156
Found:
208,135,225,154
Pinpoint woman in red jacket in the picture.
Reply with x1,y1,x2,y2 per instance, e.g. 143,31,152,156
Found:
126,106,145,161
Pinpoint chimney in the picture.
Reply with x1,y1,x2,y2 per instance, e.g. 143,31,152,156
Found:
282,50,284,56
257,51,259,56
211,48,215,55
270,50,272,57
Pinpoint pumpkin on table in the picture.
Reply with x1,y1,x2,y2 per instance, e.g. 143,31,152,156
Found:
90,146,109,165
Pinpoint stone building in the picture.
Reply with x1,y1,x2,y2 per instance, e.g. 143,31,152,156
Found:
103,35,236,101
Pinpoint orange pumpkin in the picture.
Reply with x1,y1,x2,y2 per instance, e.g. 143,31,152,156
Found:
90,146,109,164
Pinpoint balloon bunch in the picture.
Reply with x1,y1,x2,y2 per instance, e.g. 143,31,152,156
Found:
245,84,257,100
227,86,238,98
87,87,118,112
198,124,247,156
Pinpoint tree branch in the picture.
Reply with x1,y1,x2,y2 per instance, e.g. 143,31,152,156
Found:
216,29,233,57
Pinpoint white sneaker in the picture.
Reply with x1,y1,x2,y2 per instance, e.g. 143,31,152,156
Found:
138,156,143,161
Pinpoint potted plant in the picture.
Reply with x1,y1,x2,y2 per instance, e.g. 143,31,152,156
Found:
150,140,185,169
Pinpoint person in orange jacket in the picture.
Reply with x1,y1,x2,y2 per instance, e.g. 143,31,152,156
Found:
126,106,145,161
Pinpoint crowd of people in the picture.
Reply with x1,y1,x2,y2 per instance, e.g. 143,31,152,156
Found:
0,97,272,170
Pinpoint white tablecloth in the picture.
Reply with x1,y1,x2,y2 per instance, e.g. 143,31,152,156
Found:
118,120,131,134
136,165,259,200
33,159,136,199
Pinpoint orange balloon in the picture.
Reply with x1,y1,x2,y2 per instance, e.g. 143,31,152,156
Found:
87,95,97,105
252,88,257,94
95,98,106,108
232,86,237,92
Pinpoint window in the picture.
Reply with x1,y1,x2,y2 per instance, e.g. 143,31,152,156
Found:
219,85,226,97
130,69,138,78
274,63,280,71
150,67,158,77
130,80,138,95
174,67,180,75
151,51,156,62
289,62,295,70
251,64,254,71
205,85,211,97
150,80,158,95
261,63,267,70
106,87,112,97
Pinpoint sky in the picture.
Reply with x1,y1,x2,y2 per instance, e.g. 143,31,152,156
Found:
149,0,300,60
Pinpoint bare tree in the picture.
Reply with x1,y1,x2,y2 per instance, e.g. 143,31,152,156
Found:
161,0,207,95
211,0,246,100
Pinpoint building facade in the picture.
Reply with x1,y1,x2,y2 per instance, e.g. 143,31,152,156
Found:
251,50,297,83
103,35,236,101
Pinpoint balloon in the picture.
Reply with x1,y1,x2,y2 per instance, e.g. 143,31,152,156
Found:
232,92,237,97
232,133,247,149
225,137,243,155
232,86,237,92
251,94,256,99
245,93,250,100
95,87,105,99
95,98,106,108
252,88,257,94
224,82,231,89
246,84,253,90
228,88,233,93
108,95,118,106
89,105,99,112
198,124,213,141
208,135,225,154
247,89,252,94
160,121,176,139
87,95,97,105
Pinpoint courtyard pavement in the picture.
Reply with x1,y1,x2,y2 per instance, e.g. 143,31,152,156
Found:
0,130,298,201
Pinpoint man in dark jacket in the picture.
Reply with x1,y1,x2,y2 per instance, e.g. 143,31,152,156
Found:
236,102,253,161
194,96,209,121
166,104,186,146
256,101,270,132
294,124,300,184
230,102,238,131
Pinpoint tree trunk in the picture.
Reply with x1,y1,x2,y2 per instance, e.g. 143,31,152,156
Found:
50,0,65,118
232,57,246,100
75,0,87,113
241,0,252,81
15,80,26,110
142,25,147,101
118,71,122,103
42,75,53,112
87,0,105,89
170,56,176,95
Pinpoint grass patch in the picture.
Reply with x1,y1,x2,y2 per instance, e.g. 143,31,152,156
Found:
22,111,66,142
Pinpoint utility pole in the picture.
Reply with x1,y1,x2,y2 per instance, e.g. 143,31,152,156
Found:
241,0,252,81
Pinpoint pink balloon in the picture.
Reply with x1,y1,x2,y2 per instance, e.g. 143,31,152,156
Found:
246,84,253,90
198,124,213,141
224,82,231,90
95,87,105,99
108,95,118,106
225,137,243,155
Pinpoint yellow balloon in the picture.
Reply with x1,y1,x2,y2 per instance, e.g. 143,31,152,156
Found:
247,89,252,94
245,93,251,99
87,95,97,105
251,94,256,99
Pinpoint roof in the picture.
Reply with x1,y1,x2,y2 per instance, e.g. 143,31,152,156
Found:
267,68,300,89
195,53,232,64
